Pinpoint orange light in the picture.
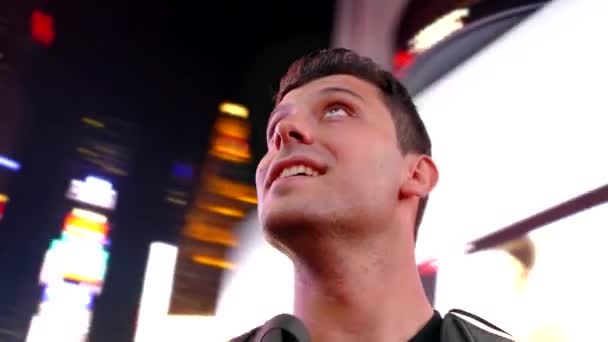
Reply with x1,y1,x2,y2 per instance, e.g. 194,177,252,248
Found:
200,203,245,218
63,272,104,285
207,176,257,204
64,214,108,235
209,135,251,163
183,223,238,247
214,117,250,139
191,255,235,270
71,208,107,223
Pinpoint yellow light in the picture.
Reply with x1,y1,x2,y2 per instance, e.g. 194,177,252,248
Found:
219,102,249,119
191,255,235,270
201,204,245,218
72,208,107,223
167,196,187,206
0,194,8,203
410,8,469,52
63,272,104,285
82,116,105,128
105,166,128,176
77,147,98,157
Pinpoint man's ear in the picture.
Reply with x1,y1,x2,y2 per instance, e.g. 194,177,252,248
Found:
400,154,439,199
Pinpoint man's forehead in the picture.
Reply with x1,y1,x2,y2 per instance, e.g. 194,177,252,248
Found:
284,74,374,99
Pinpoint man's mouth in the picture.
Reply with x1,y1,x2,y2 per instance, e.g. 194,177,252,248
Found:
278,164,320,178
266,157,327,189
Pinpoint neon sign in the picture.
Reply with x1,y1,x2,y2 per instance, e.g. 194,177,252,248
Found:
66,176,117,210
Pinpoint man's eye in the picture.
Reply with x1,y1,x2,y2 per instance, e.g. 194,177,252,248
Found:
324,106,349,118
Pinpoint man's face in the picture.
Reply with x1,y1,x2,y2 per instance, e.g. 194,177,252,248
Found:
256,74,406,242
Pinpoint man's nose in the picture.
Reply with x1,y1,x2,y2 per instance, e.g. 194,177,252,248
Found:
273,118,313,150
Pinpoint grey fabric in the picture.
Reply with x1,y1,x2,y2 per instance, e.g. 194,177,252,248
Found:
230,309,513,342
441,310,514,342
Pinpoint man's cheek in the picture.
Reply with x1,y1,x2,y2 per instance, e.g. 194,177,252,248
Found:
255,158,270,189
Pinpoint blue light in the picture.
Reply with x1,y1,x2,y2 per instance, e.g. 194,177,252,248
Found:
172,162,194,180
0,155,20,171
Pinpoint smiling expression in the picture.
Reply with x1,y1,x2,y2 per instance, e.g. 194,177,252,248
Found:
256,74,407,242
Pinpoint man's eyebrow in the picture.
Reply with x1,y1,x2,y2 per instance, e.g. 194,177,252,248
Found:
318,86,366,103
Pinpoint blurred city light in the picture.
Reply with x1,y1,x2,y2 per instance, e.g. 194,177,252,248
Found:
81,116,105,128
207,176,257,204
183,222,238,247
42,280,95,309
64,212,109,235
218,101,249,119
29,177,115,341
393,50,417,71
0,154,21,171
201,203,245,218
410,8,469,52
71,208,108,223
0,194,8,220
166,196,188,206
31,10,55,47
172,162,194,179
134,242,178,342
66,176,117,210
44,237,109,285
191,255,236,270
209,135,251,163
214,117,250,139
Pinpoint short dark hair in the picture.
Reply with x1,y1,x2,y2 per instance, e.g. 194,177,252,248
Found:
275,48,432,239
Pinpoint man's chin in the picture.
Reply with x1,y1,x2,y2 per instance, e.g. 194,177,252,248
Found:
260,208,322,244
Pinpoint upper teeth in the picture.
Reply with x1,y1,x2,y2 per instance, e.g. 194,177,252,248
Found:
279,165,320,178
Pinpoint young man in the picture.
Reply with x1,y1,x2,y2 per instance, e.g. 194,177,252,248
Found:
232,48,513,342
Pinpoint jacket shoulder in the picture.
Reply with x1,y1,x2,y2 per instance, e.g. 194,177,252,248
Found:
442,309,514,342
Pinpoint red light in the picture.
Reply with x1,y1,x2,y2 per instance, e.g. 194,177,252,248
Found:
31,10,55,47
393,50,416,72
0,202,5,220
418,258,439,276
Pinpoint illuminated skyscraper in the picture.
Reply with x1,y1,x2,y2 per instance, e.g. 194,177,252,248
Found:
0,3,47,340
26,115,137,342
169,102,257,315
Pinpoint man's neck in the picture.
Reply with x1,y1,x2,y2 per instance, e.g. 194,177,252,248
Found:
291,233,434,342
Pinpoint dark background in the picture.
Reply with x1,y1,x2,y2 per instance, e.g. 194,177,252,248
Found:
1,1,334,341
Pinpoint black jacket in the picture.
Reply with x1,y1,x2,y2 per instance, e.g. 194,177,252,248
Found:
230,309,514,342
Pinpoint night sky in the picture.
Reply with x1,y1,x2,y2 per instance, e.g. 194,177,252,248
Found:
0,1,334,341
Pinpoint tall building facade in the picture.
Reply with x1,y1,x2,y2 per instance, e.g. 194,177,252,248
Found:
169,102,257,315
0,2,47,340
26,115,137,342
